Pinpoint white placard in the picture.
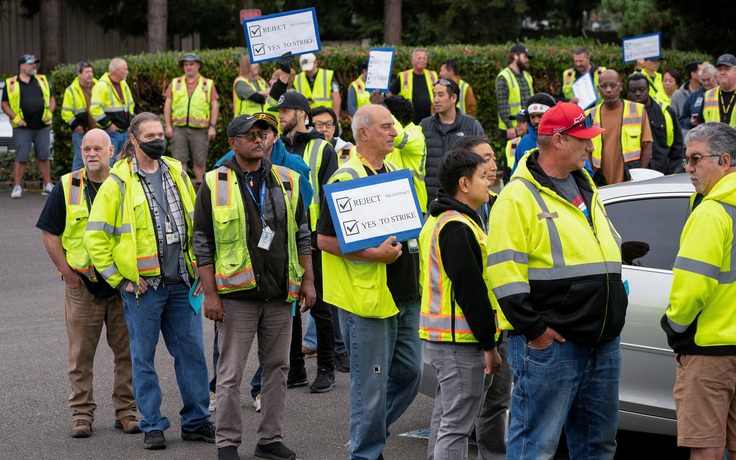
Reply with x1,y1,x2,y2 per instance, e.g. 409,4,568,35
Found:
622,33,662,63
243,8,321,63
572,73,598,110
365,48,395,92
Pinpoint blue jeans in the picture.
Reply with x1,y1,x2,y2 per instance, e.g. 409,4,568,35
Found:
339,299,422,460
71,131,84,171
506,335,620,460
108,129,128,166
121,281,210,432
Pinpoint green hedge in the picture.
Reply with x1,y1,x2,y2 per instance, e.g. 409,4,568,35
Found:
40,37,709,180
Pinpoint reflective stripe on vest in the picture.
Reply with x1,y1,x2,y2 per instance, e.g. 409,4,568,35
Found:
657,101,675,147
505,137,520,170
171,76,212,128
6,74,52,127
398,69,438,104
674,202,736,284
702,88,736,127
350,78,371,110
61,170,96,280
457,80,469,113
295,69,334,108
304,138,328,231
495,178,622,282
233,76,268,116
496,68,534,130
589,101,644,168
419,210,484,343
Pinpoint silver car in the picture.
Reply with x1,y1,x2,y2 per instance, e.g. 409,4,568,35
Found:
419,173,694,437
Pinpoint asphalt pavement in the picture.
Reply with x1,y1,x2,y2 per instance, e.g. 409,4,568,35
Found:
0,191,437,460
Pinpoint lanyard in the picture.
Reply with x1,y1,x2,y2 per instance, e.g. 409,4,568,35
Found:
244,177,267,228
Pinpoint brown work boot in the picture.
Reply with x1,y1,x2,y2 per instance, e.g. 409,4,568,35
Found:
71,419,92,438
114,415,142,434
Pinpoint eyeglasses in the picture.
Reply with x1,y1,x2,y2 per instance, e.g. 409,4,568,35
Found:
233,131,268,142
558,114,593,134
681,154,722,169
599,82,620,89
313,121,334,130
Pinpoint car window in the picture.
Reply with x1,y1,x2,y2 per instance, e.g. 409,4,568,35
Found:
605,196,690,270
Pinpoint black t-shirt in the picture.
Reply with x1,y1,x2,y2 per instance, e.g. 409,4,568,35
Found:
36,181,118,298
1,75,48,128
390,73,432,125
317,164,420,302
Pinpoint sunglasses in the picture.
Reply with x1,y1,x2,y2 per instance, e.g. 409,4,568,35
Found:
681,154,722,169
558,114,593,134
233,131,268,142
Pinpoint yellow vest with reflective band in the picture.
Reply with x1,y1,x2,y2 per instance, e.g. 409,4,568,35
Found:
321,154,399,318
588,101,645,168
303,138,330,231
5,74,52,127
486,160,623,333
170,75,213,128
386,119,428,212
562,67,606,103
505,136,521,171
61,169,96,281
496,67,534,130
666,173,736,349
84,157,196,289
398,69,438,104
419,210,486,343
349,77,371,111
656,100,675,148
62,76,98,127
636,70,669,103
456,79,470,113
295,69,335,109
702,87,736,127
90,73,135,128
233,76,268,117
205,164,303,300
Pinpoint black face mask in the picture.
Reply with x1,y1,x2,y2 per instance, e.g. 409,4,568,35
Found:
136,138,167,160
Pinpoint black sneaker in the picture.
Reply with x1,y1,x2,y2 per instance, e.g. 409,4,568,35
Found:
143,430,167,449
287,367,309,388
181,421,215,443
309,368,335,393
254,441,296,460
218,445,241,460
333,352,350,373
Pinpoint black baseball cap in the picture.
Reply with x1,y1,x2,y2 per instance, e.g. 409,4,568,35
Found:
510,45,532,59
267,92,311,116
227,115,269,138
18,54,40,65
716,54,736,68
509,108,527,121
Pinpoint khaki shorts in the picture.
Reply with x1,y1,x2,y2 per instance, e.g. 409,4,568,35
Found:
674,354,736,450
171,126,209,166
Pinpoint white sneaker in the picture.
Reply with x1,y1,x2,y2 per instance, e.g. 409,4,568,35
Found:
208,391,216,412
253,394,261,412
10,185,22,199
42,182,54,196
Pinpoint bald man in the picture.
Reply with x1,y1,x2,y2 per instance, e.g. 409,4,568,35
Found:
36,129,139,439
318,105,423,460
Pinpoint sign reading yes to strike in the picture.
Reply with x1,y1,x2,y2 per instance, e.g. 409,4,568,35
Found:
622,32,661,63
323,169,424,254
243,8,321,64
365,47,395,92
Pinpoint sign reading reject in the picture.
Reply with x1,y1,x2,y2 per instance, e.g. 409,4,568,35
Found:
243,7,321,63
323,169,424,254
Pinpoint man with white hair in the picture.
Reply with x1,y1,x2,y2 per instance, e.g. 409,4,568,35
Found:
90,57,135,162
390,48,439,124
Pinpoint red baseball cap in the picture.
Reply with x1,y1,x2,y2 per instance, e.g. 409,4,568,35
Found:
537,102,604,139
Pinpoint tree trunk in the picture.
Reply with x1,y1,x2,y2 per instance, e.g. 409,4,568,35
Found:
39,0,62,72
383,0,402,45
148,0,167,53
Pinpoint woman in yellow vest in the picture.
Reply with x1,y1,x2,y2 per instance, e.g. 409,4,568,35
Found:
420,148,501,460
233,55,270,117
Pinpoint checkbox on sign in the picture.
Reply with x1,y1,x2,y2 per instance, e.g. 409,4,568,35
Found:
249,25,261,37
336,197,352,213
253,44,265,56
343,220,360,236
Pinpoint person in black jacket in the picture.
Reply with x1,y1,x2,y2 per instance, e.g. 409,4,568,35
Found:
420,78,484,209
